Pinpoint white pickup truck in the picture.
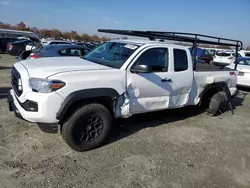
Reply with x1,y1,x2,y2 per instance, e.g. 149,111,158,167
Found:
7,30,242,151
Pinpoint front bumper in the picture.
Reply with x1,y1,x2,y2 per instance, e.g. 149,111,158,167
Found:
7,91,26,121
7,89,63,123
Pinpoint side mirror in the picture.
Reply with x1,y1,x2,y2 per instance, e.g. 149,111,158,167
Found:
131,64,152,73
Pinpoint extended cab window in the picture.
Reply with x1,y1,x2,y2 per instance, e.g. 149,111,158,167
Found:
135,48,168,72
174,49,188,72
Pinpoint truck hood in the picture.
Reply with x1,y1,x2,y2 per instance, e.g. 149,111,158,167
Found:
19,57,113,78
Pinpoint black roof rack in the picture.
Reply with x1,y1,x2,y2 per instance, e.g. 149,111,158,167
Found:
98,29,243,70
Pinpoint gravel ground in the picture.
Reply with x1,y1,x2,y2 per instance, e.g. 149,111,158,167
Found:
0,54,250,188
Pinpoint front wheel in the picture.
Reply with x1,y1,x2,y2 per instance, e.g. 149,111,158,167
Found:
61,103,113,151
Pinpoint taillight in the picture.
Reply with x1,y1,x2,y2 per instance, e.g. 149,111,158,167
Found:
230,71,237,76
28,54,40,59
8,44,13,50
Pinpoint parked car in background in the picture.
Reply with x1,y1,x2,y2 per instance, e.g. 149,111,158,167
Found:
189,47,214,64
204,48,217,56
213,50,242,66
22,44,92,60
238,50,250,57
41,40,73,46
7,39,33,56
25,40,73,51
0,37,21,53
227,57,250,87
76,42,99,50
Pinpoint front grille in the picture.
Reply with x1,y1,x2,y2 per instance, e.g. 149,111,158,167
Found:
11,67,23,96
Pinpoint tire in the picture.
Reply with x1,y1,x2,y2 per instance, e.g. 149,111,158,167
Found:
206,91,225,116
61,103,113,152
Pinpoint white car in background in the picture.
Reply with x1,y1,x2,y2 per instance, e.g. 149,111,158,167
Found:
227,57,250,87
213,50,241,66
238,50,250,57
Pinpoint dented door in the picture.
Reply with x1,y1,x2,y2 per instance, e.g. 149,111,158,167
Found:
126,47,172,115
124,46,193,116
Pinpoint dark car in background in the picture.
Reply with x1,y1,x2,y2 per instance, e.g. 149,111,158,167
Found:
7,39,32,56
189,47,214,64
0,37,21,53
20,44,92,60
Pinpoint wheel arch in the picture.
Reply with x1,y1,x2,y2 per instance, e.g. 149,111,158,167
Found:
56,88,120,123
199,82,232,104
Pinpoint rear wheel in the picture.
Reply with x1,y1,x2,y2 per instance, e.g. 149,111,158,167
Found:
61,103,113,151
206,91,226,116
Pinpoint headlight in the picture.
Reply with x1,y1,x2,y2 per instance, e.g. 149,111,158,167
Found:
29,78,65,93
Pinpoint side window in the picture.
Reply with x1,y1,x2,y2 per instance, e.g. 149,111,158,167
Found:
69,48,81,56
173,49,188,72
135,48,169,72
59,49,68,56
232,53,242,57
238,60,245,65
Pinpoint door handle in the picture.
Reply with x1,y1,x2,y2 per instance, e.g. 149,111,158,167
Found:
161,78,172,82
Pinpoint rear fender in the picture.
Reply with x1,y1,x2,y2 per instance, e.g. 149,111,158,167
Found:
199,82,232,102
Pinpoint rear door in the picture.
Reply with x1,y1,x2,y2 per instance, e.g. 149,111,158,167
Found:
168,48,193,107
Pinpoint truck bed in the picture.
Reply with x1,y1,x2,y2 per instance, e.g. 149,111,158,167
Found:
195,63,233,72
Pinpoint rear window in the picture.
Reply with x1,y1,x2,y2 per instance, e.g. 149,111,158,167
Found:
216,52,231,57
245,53,250,57
174,49,188,72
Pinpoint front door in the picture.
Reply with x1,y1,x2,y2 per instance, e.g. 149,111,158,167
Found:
126,46,193,115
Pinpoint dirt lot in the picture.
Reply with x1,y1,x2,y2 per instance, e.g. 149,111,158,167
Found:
0,54,250,188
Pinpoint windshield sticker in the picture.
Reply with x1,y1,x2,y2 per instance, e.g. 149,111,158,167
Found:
124,44,138,50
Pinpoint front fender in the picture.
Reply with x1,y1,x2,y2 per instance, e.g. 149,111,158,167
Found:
56,88,119,121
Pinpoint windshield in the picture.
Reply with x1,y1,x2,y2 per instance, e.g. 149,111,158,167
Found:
83,41,139,68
